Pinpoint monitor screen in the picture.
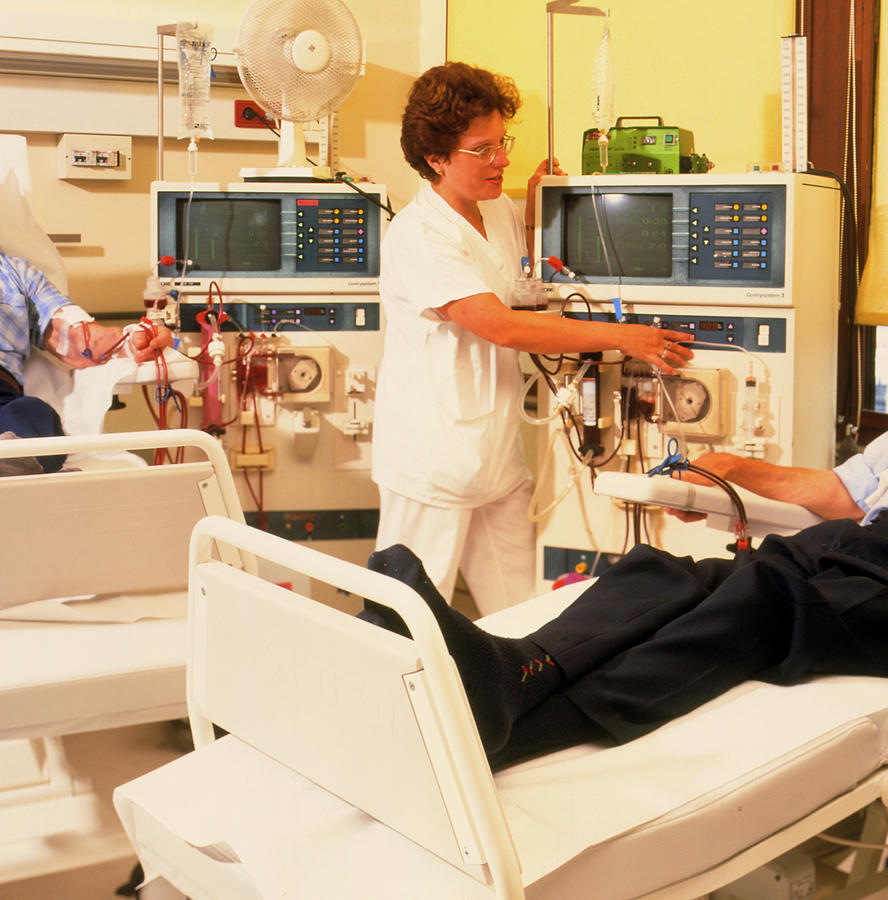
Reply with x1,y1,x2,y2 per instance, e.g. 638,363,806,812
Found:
563,192,672,278
177,198,282,272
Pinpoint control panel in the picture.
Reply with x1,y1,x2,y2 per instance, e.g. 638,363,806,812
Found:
177,301,380,333
688,191,781,281
566,311,787,352
292,197,370,270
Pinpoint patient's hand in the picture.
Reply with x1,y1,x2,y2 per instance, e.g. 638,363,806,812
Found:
45,318,127,369
129,323,174,362
665,453,738,522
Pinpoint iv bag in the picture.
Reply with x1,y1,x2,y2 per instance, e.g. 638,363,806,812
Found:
593,23,615,133
592,22,615,169
176,22,214,140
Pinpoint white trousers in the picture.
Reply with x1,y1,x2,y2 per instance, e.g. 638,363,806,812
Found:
375,480,536,616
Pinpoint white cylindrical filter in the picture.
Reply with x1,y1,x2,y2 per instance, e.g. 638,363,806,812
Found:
742,375,758,440
592,19,615,170
177,22,214,140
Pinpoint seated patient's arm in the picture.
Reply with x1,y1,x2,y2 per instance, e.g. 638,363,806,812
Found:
681,452,864,522
44,311,173,368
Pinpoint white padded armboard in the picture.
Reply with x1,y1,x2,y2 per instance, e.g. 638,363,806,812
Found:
594,470,823,536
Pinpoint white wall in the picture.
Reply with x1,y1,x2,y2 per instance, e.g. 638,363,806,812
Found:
0,0,445,311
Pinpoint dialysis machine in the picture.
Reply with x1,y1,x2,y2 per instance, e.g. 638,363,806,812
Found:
150,180,387,610
532,172,842,588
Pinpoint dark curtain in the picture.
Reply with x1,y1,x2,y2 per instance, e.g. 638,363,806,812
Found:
799,0,879,439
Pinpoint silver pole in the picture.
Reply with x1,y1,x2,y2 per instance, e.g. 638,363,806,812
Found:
157,30,164,182
156,25,179,183
547,10,554,175
545,2,606,176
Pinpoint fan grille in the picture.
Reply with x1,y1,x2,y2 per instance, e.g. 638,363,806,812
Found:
236,0,362,122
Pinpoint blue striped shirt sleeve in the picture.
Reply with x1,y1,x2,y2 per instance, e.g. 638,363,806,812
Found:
0,252,71,382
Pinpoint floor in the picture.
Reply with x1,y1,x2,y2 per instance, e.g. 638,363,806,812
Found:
0,721,191,900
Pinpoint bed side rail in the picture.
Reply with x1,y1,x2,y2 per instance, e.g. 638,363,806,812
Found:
188,515,525,897
1,430,247,607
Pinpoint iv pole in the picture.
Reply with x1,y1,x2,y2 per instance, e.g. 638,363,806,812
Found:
546,0,607,174
156,25,179,182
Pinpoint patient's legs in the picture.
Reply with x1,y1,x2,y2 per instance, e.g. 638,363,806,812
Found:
545,519,888,743
368,520,888,761
366,545,566,754
0,382,65,473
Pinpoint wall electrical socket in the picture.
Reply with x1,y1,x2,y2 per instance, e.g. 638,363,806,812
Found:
57,133,132,180
234,99,279,130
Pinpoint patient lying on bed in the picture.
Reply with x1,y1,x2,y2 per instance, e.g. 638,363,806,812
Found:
365,431,888,769
0,252,172,474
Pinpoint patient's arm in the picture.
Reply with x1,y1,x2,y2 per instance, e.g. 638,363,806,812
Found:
679,452,865,522
44,315,173,368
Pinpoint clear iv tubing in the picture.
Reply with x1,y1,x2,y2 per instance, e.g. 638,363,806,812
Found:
518,360,594,426
527,426,596,522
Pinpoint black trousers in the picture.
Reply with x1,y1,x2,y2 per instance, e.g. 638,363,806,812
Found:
0,376,65,472
530,514,888,743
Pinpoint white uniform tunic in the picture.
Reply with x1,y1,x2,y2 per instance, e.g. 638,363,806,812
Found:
371,184,535,612
372,184,530,506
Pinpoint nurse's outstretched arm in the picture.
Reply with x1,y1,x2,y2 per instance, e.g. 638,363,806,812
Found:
439,292,694,374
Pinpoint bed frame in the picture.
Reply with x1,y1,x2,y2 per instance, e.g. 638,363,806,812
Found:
0,429,246,884
114,515,888,899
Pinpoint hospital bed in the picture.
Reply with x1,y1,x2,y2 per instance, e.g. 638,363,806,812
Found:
0,428,246,884
113,514,888,899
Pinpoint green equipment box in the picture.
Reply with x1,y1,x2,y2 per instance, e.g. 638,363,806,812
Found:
582,116,710,175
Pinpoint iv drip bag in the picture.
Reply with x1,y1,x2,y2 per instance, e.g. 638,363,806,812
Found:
593,20,615,168
176,22,214,140
593,21,615,133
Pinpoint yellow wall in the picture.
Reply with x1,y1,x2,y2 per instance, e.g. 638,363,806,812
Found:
447,0,796,195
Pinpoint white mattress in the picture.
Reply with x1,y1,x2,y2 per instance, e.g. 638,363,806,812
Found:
113,676,888,899
113,578,888,899
0,593,188,740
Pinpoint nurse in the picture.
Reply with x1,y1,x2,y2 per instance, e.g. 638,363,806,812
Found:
371,62,693,615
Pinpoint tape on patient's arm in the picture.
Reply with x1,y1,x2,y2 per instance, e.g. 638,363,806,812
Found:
120,319,156,359
51,304,94,357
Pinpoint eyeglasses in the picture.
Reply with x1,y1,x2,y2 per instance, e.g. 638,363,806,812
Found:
454,134,515,165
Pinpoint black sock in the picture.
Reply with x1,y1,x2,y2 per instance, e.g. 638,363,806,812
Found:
365,545,565,755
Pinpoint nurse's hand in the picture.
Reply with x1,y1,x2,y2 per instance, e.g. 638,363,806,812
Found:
618,325,694,374
527,156,564,192
525,158,565,229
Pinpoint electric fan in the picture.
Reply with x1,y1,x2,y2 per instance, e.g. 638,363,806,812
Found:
235,0,363,179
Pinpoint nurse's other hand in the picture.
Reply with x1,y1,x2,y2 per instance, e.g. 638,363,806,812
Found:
527,157,564,194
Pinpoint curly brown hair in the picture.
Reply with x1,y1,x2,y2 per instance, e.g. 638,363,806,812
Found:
401,62,522,182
